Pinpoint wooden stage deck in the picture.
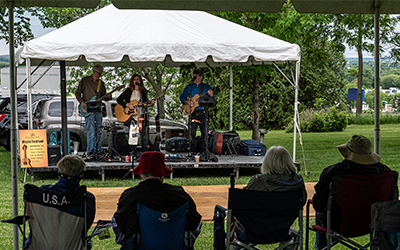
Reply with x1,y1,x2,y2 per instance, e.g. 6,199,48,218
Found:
28,154,265,182
89,182,317,224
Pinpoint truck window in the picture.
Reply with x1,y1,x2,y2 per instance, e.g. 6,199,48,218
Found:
48,101,74,117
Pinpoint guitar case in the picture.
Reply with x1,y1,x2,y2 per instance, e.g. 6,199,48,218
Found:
215,133,223,154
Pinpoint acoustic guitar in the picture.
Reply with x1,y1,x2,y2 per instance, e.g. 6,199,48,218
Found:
21,144,32,168
79,85,125,117
115,95,164,123
183,85,219,115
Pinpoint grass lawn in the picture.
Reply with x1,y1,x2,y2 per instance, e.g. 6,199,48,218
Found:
0,124,398,249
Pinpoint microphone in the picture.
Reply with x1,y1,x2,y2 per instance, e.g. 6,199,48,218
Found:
192,76,196,81
135,82,140,86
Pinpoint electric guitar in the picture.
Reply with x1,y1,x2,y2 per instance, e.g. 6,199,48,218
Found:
21,144,32,168
79,85,125,117
115,95,164,123
183,85,219,115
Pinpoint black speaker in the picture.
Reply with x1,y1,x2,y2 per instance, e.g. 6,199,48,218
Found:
48,144,61,166
115,132,130,155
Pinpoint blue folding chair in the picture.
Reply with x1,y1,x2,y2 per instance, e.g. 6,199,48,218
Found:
120,202,199,250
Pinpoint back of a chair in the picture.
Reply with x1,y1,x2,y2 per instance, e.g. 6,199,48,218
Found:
24,184,87,250
137,202,189,250
370,200,400,250
330,171,398,237
228,188,304,244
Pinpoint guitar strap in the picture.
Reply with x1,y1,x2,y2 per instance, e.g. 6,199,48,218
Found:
200,82,204,96
96,79,102,98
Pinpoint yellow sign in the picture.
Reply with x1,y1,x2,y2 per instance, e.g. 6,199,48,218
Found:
19,129,48,168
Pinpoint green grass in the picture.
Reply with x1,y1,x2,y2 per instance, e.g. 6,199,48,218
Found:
0,124,397,249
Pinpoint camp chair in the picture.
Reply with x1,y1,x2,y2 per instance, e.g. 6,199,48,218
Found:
305,171,398,250
213,173,304,250
120,202,200,250
370,200,400,250
1,184,110,250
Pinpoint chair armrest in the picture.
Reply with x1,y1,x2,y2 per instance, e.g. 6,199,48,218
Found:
1,215,30,225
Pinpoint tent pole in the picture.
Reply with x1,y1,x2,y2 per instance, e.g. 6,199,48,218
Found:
27,59,32,129
229,66,233,131
374,6,380,154
8,3,19,250
293,60,300,162
60,61,68,156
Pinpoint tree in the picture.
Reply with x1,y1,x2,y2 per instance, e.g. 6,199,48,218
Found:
330,14,400,115
381,74,400,89
211,4,346,136
0,8,34,49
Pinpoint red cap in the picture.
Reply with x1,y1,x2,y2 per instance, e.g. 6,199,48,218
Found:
132,151,173,177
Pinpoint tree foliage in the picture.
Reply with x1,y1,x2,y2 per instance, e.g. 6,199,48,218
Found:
0,7,34,48
329,14,400,115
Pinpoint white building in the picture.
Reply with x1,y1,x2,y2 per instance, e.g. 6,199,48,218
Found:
0,66,70,96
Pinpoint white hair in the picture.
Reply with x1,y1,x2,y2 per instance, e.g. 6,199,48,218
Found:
261,146,296,175
57,155,86,177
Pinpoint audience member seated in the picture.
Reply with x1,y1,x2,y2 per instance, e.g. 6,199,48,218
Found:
312,134,395,250
113,151,202,249
236,146,307,247
24,155,96,248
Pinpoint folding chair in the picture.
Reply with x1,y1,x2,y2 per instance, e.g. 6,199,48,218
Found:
214,173,304,250
305,171,399,250
121,202,199,250
370,200,400,250
1,184,89,249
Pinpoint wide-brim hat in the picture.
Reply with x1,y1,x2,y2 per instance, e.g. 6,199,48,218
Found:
337,135,380,165
133,151,173,177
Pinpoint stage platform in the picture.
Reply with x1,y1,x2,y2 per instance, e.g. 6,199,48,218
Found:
28,154,265,182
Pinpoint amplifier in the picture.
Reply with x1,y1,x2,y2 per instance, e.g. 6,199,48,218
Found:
48,144,61,166
164,129,189,140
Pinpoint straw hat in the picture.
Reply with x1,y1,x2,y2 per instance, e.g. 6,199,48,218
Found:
337,135,380,165
132,151,173,177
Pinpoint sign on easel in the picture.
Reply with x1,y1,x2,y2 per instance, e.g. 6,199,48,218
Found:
19,129,48,168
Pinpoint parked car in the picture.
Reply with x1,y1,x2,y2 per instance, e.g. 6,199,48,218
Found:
32,96,187,153
0,94,58,151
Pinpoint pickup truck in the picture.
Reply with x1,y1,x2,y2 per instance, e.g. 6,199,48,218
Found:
32,96,187,153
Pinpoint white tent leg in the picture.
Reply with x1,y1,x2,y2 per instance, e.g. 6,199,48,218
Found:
24,60,32,183
293,60,300,162
230,66,233,131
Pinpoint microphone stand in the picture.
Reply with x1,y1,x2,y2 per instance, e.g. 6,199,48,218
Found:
187,82,196,158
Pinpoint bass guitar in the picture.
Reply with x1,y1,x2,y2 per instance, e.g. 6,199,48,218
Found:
79,85,125,117
183,85,219,115
115,95,164,123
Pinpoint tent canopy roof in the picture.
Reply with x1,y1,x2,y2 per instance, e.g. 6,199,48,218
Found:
17,4,300,67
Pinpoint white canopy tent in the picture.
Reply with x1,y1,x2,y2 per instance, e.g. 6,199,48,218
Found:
17,4,301,157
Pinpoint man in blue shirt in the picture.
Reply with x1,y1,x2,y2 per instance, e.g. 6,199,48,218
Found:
180,69,214,153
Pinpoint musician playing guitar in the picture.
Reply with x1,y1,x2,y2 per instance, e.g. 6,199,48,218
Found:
75,64,112,158
117,74,155,151
180,69,214,153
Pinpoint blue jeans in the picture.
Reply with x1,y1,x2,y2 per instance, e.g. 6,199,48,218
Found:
85,113,103,154
315,212,327,250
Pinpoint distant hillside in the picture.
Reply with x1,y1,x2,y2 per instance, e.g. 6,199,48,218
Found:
0,55,9,63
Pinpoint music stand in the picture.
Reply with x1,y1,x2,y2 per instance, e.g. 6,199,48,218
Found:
198,96,214,161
